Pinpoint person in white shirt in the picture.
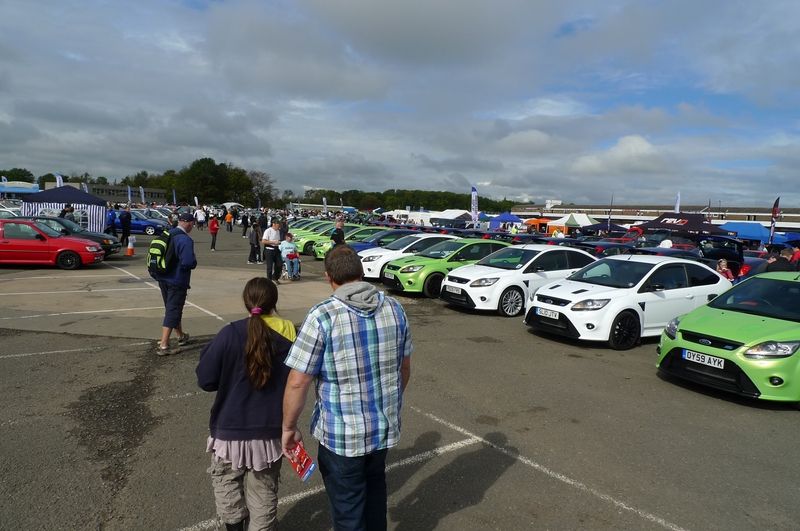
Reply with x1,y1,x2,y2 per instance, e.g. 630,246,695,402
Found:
194,207,207,231
261,219,283,282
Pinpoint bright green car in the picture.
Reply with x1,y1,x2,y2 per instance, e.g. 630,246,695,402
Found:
290,220,332,239
382,238,510,297
313,226,387,259
657,272,800,404
296,223,362,255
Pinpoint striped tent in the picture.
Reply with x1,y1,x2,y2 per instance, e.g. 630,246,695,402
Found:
21,185,107,232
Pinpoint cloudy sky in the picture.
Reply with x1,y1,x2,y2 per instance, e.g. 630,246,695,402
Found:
2,0,799,206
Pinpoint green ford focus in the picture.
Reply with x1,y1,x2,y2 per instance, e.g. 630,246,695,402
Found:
657,272,800,403
382,238,509,297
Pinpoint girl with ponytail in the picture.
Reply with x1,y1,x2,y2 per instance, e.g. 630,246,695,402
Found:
196,277,296,531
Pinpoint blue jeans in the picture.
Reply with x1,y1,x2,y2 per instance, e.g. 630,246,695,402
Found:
285,257,300,278
317,443,388,531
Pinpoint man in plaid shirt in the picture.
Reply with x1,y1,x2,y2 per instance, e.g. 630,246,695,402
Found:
282,245,412,530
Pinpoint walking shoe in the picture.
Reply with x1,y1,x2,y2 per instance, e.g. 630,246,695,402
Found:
211,248,215,252
157,345,172,356
257,261,263,264
247,261,255,264
178,333,191,346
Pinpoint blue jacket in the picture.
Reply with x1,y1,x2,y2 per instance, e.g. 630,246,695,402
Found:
196,318,292,440
158,227,197,288
106,210,116,227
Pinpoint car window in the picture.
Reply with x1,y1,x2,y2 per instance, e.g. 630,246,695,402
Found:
647,264,688,290
570,259,654,288
4,222,40,240
36,219,62,232
531,250,568,272
686,263,720,286
710,278,800,321
480,247,539,270
453,243,494,261
408,237,450,253
567,250,595,268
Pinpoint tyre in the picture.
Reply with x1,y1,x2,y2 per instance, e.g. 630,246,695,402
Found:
303,242,314,255
607,311,640,350
422,273,444,298
56,251,81,270
497,286,525,317
144,225,156,235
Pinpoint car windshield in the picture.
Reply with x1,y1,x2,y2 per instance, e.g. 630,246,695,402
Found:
568,258,655,288
418,240,463,259
311,223,335,234
708,277,800,321
34,222,62,237
130,211,148,220
385,235,421,250
54,218,85,232
478,248,540,270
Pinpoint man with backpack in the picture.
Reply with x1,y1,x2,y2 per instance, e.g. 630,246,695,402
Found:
152,212,197,356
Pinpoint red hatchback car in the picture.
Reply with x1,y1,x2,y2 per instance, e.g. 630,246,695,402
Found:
0,219,105,269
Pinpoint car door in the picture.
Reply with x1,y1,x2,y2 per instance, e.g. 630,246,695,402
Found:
521,249,570,295
446,242,495,272
639,264,693,334
686,263,729,307
0,221,53,263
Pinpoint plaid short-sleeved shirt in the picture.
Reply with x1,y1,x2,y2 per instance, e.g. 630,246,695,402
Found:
285,289,412,457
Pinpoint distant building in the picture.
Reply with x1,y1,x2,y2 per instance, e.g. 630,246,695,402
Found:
44,182,167,204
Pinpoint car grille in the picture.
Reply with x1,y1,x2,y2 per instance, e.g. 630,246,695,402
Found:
680,331,743,351
536,294,571,307
382,275,403,291
440,288,475,308
447,275,469,284
658,348,760,398
386,264,401,271
523,308,580,338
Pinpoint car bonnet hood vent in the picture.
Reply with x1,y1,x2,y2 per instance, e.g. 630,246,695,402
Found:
571,289,589,294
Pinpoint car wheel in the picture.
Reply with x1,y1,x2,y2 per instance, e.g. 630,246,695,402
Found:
607,311,640,350
423,273,444,298
303,242,314,254
497,286,525,317
56,251,81,270
144,226,156,235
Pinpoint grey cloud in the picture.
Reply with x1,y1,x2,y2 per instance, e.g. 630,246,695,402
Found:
441,172,471,189
412,153,504,173
14,100,127,128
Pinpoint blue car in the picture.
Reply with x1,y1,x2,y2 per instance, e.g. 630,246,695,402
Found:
115,210,171,235
349,229,419,253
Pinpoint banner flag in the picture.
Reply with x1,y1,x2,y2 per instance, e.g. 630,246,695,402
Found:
127,185,132,204
674,191,681,213
607,193,614,232
768,197,780,245
172,189,177,205
55,173,64,187
1,175,7,183
323,197,328,214
82,182,89,193
194,196,199,207
139,185,145,204
470,186,478,224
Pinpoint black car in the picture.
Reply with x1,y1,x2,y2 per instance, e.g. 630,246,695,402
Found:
23,216,122,256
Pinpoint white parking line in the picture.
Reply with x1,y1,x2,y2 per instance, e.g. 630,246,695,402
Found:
1,287,153,296
178,437,483,531
0,306,165,321
0,341,152,360
105,264,225,322
0,274,129,280
410,406,689,531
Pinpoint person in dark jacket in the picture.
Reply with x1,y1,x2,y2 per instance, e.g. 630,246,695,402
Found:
155,213,197,355
766,248,796,272
119,206,132,246
330,218,345,246
105,207,117,237
196,277,295,531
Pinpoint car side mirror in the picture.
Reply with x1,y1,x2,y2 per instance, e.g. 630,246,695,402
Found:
35,233,46,241
650,283,665,292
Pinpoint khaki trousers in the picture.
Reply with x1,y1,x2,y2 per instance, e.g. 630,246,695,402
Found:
208,457,282,530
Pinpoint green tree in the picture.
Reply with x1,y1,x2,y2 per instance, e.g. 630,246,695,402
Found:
0,168,35,182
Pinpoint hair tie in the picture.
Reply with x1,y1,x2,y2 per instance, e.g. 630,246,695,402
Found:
250,307,263,316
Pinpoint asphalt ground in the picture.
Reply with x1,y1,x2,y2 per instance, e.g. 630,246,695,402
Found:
2,227,800,530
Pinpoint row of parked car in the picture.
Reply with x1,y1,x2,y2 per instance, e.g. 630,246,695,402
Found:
289,218,800,407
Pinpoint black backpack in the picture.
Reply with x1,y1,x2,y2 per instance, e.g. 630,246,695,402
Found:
146,230,174,276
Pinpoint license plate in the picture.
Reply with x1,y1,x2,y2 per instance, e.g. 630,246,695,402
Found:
536,307,559,320
683,349,724,369
384,270,394,279
444,285,461,294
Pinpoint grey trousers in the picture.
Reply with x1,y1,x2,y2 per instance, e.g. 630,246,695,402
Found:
208,457,282,530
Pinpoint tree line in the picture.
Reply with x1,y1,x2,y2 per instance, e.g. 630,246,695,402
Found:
2,158,524,212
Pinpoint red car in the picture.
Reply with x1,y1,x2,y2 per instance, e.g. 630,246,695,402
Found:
0,219,105,269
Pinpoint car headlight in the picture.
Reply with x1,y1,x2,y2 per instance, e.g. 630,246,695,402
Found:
744,341,800,359
102,239,112,245
362,255,381,262
470,277,499,287
400,265,424,273
664,316,681,340
571,299,610,311
86,245,101,252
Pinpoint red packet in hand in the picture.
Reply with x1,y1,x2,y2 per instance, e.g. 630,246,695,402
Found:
287,442,316,482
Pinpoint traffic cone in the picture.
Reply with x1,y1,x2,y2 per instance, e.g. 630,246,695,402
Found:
126,239,135,256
